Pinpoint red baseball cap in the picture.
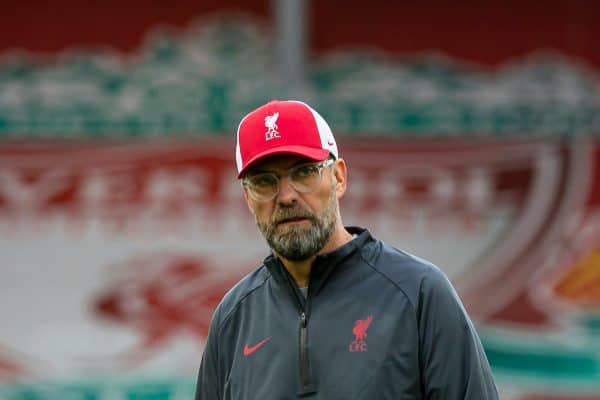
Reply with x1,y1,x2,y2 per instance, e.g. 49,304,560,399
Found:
235,100,338,178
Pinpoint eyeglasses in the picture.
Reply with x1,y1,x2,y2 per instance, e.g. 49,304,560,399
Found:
242,159,334,202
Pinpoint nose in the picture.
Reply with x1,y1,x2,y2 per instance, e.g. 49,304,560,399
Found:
275,176,298,204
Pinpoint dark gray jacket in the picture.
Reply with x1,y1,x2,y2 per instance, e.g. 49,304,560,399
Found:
195,227,499,399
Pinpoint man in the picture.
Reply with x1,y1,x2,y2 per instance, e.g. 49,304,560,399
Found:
195,100,499,399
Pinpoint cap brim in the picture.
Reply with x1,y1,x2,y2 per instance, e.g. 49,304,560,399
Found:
237,146,331,178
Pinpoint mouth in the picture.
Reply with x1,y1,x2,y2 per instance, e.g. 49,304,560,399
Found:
276,216,311,226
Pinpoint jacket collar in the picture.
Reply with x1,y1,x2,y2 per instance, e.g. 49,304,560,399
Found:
263,226,374,296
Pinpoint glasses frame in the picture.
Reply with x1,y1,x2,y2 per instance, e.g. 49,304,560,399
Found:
242,158,335,202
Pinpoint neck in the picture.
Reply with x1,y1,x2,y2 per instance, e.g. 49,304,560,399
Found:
275,224,353,288
279,257,314,288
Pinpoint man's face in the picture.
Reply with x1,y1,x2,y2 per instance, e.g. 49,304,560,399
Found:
243,155,341,261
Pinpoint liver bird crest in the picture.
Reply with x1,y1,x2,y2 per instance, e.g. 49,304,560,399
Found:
264,112,279,132
352,315,373,341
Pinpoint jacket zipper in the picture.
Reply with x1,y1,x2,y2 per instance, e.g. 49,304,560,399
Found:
299,311,310,389
284,268,316,395
297,297,316,394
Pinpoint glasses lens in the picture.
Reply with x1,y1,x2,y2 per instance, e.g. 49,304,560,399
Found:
246,173,278,201
290,163,323,193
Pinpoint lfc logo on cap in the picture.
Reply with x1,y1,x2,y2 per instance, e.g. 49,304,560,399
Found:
264,112,281,141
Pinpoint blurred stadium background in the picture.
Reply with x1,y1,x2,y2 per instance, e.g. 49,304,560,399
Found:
0,0,599,399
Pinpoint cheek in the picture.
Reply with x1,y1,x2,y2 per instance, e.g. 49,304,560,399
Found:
250,202,274,221
305,187,335,213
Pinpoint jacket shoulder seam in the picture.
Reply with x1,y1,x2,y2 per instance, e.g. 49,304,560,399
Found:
216,267,271,332
358,249,418,313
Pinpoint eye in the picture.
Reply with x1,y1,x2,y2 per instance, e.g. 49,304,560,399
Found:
249,173,278,188
293,164,319,179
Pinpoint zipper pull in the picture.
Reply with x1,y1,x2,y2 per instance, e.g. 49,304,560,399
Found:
300,312,307,327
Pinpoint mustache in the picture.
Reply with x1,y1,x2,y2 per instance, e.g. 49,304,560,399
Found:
271,205,315,224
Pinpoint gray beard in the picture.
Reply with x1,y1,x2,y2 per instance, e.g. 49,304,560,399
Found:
257,188,338,261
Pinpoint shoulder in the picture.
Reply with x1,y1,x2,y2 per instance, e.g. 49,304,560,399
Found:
359,238,454,311
211,264,270,329
366,240,470,329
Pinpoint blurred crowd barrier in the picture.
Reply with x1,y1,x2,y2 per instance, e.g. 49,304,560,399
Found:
0,15,598,138
0,10,599,400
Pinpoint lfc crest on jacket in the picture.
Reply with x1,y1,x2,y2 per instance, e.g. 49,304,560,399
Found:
349,315,373,352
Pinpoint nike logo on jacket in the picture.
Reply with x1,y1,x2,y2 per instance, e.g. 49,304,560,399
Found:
243,338,270,356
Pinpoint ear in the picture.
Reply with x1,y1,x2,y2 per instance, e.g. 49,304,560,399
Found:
332,158,347,199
